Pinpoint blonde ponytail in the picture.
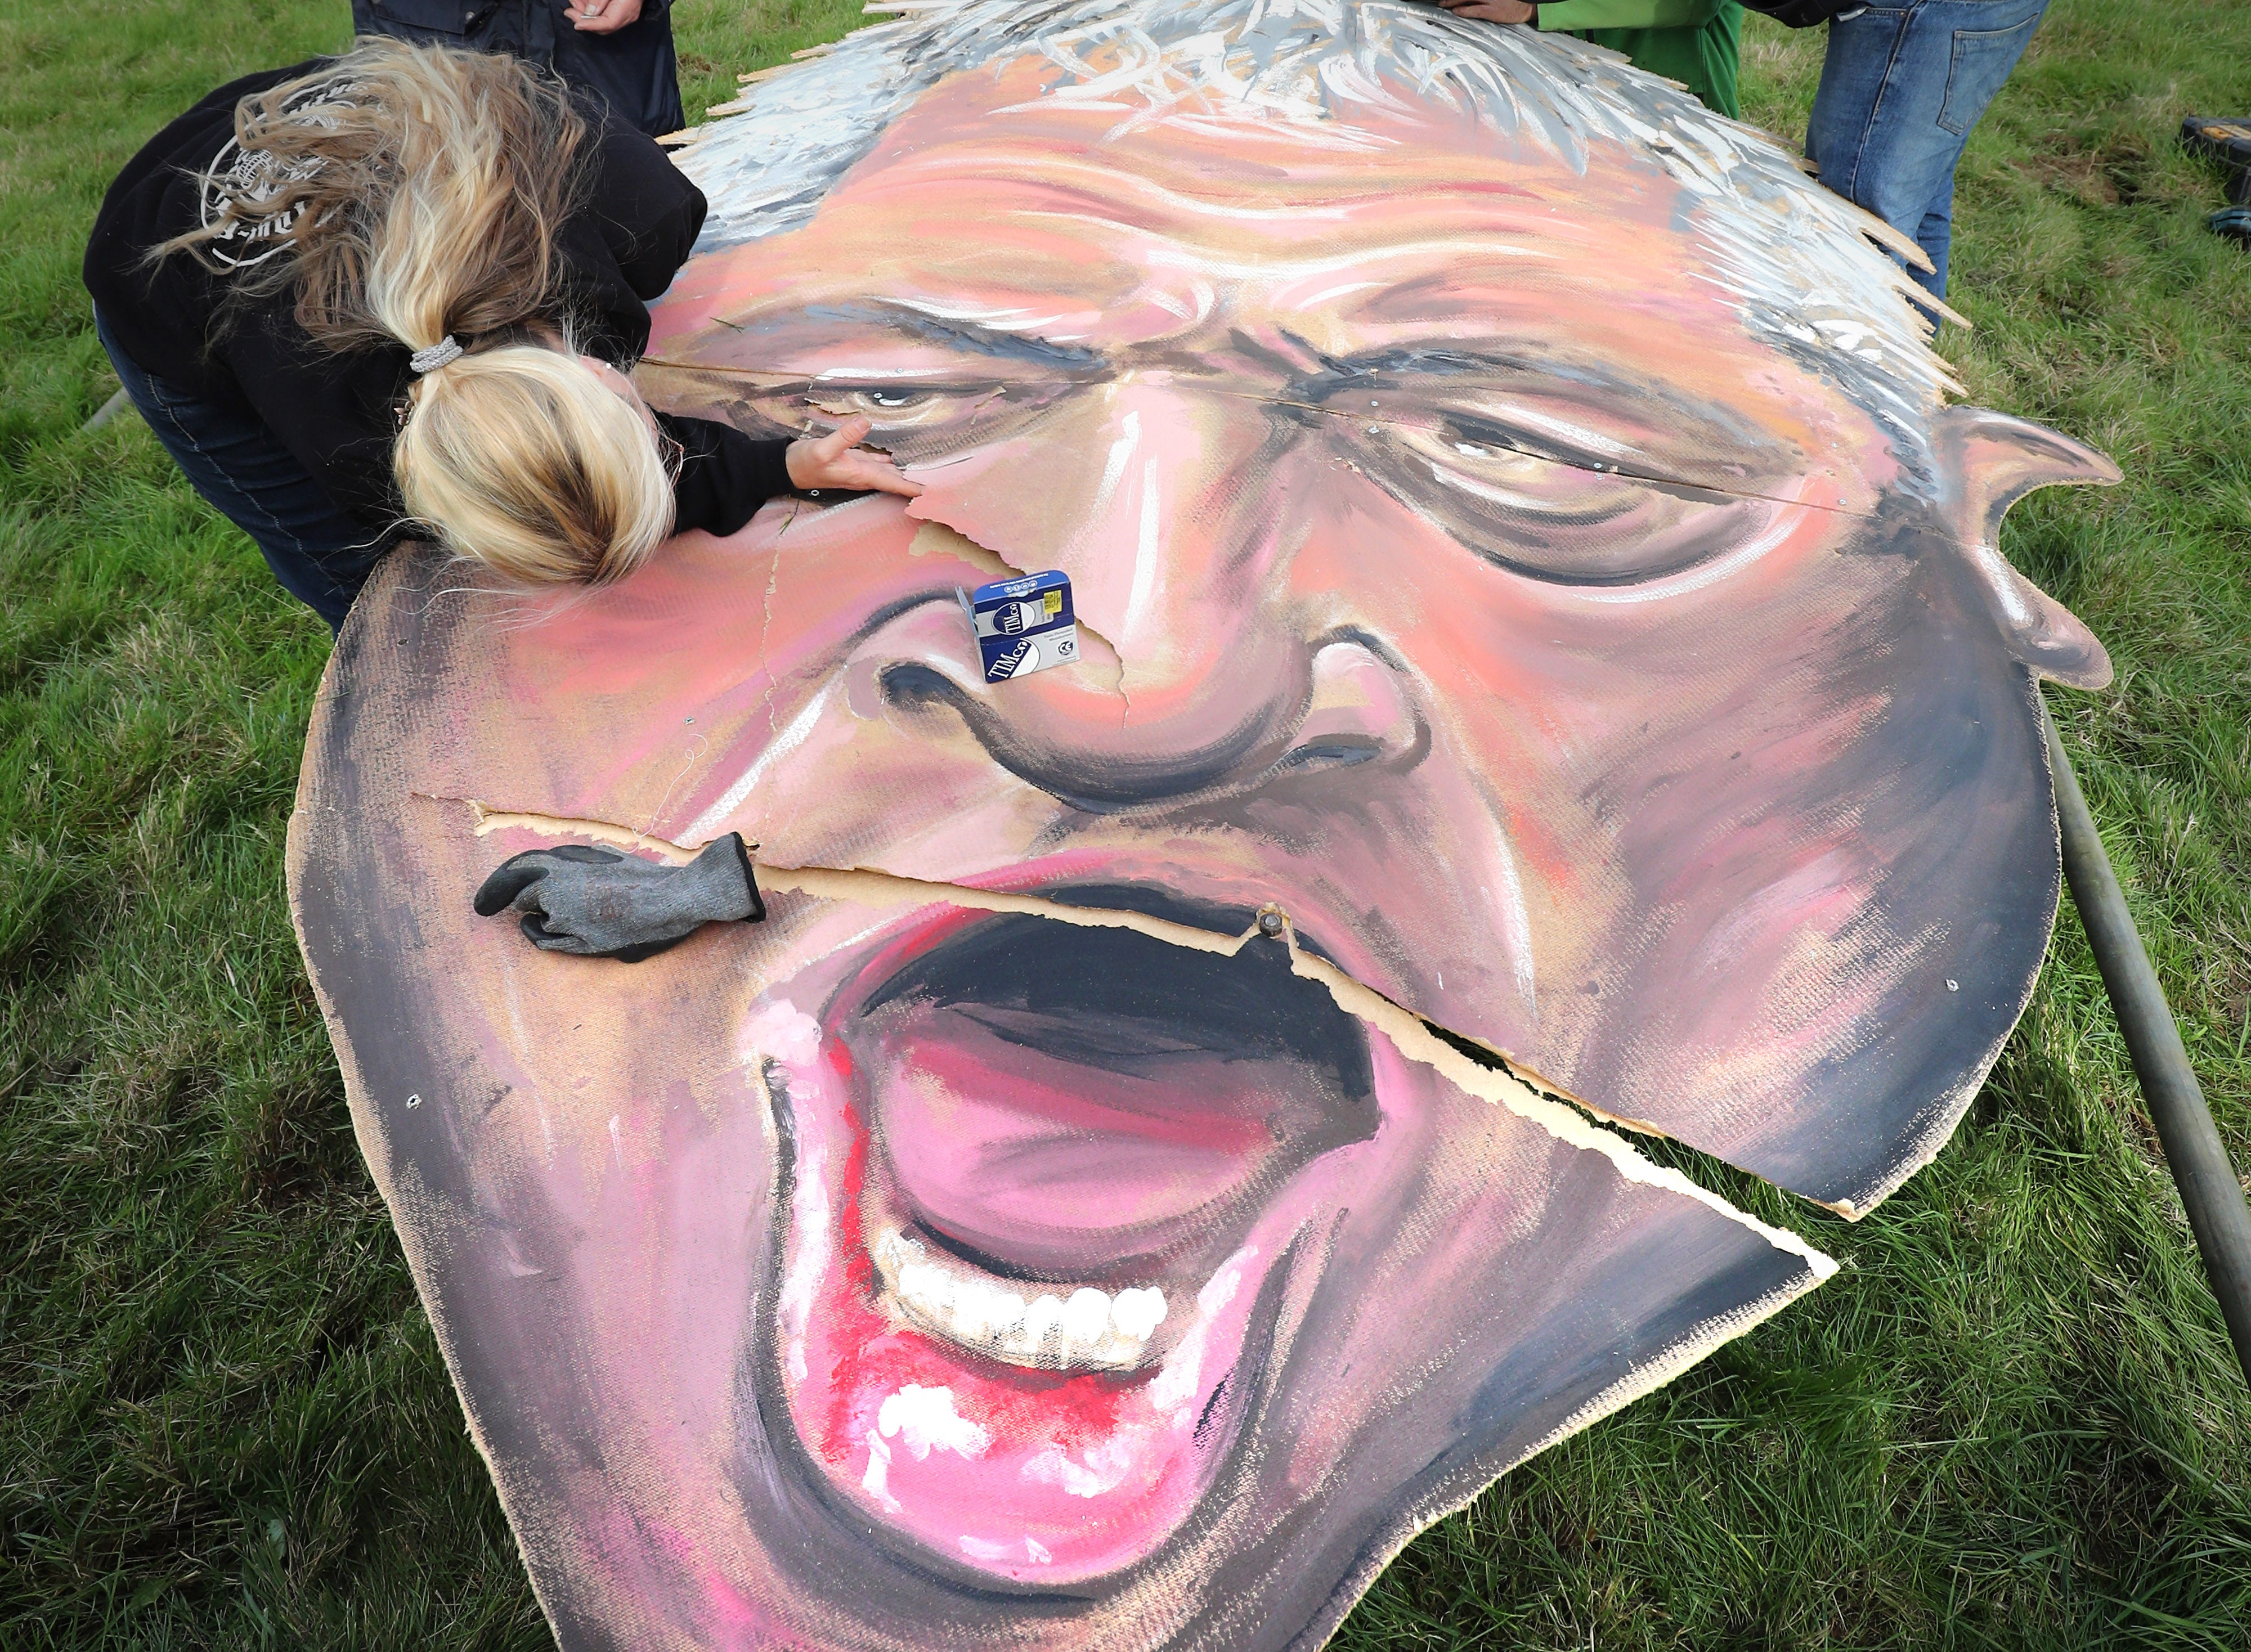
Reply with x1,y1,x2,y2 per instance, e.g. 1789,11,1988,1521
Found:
397,344,675,586
161,37,678,586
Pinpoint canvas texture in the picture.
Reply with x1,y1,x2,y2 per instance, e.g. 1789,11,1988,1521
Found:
286,4,2115,1647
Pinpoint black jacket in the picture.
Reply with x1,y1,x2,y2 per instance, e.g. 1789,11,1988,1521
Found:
1739,0,1867,25
83,59,790,555
349,0,685,138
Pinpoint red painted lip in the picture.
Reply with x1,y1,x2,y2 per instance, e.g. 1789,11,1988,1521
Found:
749,881,1394,1584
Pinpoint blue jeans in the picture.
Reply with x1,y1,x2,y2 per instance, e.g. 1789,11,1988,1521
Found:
1805,0,2050,298
94,308,384,632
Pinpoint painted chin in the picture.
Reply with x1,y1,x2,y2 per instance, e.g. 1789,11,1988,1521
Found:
742,892,1397,1586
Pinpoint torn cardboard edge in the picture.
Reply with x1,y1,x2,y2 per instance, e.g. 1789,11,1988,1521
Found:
1315,1249,1828,1652
905,523,1131,708
1281,941,1833,1274
459,794,1828,1241
457,797,1837,1280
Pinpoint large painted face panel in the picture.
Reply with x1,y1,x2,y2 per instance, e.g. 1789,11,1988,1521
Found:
640,14,2114,1215
290,6,2107,1649
296,531,1827,1647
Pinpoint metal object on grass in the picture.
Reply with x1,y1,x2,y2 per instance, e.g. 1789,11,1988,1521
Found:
2044,700,2251,1386
82,385,133,432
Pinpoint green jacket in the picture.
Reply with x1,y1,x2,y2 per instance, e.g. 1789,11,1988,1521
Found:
1538,0,1744,120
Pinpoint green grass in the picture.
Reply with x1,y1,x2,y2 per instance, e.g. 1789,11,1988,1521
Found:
2,1,2246,1645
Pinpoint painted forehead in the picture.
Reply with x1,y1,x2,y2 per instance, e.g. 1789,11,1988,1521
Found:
656,67,1894,499
684,59,1734,317
672,19,1958,485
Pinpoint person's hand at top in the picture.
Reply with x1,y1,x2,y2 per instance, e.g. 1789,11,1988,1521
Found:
1435,0,1539,22
786,415,925,498
567,0,643,34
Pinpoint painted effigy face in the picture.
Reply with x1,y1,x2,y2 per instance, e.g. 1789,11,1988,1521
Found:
642,50,2113,1211
288,21,2111,1652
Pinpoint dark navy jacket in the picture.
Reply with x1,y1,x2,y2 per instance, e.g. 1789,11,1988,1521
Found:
351,0,685,136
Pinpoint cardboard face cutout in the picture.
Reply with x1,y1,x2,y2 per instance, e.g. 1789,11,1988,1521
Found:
288,5,2112,1648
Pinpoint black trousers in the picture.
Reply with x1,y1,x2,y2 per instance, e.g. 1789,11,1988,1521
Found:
349,0,685,137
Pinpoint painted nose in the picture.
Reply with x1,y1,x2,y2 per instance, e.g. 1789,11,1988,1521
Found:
852,378,1427,810
854,602,1422,813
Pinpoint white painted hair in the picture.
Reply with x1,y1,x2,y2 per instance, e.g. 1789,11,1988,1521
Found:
675,0,1961,486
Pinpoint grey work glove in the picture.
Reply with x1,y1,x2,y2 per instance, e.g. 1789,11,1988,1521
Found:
472,833,765,962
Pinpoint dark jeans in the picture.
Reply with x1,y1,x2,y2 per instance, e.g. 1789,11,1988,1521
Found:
95,308,383,632
350,0,686,137
1805,0,2050,297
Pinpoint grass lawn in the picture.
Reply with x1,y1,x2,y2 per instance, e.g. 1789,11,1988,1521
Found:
3,0,2248,1645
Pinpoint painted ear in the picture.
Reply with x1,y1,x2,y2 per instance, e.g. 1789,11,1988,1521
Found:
1931,406,2119,691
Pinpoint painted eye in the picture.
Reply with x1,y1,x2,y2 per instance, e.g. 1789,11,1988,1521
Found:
832,387,949,418
814,384,996,432
709,361,1089,460
1402,419,1651,524
782,376,1080,462
1451,434,1618,477
1360,415,1765,586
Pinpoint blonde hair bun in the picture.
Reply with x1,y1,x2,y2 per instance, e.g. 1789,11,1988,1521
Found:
397,343,675,586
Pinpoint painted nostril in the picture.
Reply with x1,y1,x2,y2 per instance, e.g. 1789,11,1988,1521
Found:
845,596,994,721
878,661,959,711
1277,735,1384,772
1284,635,1422,771
854,600,1413,807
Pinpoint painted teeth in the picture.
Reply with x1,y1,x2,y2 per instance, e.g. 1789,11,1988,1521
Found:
873,1227,1168,1372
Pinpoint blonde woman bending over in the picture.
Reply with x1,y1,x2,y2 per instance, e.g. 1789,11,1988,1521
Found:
84,37,914,631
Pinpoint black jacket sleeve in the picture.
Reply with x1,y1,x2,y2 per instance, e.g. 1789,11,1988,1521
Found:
562,107,709,359
577,120,796,538
661,413,798,538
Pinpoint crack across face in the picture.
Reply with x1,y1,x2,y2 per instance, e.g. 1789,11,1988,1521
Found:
432,805,1836,1600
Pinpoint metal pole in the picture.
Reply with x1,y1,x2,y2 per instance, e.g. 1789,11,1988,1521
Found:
2043,699,2251,1386
82,385,133,433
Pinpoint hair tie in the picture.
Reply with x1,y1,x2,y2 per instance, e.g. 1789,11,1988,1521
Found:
409,336,464,374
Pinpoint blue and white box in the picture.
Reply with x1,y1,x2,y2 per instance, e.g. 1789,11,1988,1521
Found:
965,571,1079,683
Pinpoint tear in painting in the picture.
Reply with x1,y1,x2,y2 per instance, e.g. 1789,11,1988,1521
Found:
288,5,2114,1647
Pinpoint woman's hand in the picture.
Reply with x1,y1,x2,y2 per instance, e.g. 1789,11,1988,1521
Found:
786,415,925,497
567,0,644,34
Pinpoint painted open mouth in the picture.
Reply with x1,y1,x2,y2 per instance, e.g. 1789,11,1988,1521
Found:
753,885,1388,1584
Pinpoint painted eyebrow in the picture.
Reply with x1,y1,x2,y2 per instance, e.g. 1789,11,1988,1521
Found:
757,303,1109,372
705,306,1768,468
1295,342,1702,414
1288,340,1773,461
720,309,1710,416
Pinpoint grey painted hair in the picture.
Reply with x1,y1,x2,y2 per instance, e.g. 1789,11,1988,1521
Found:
674,0,1960,484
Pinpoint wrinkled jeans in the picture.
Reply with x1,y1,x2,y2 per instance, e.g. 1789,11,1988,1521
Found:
95,307,383,632
1805,0,2050,297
